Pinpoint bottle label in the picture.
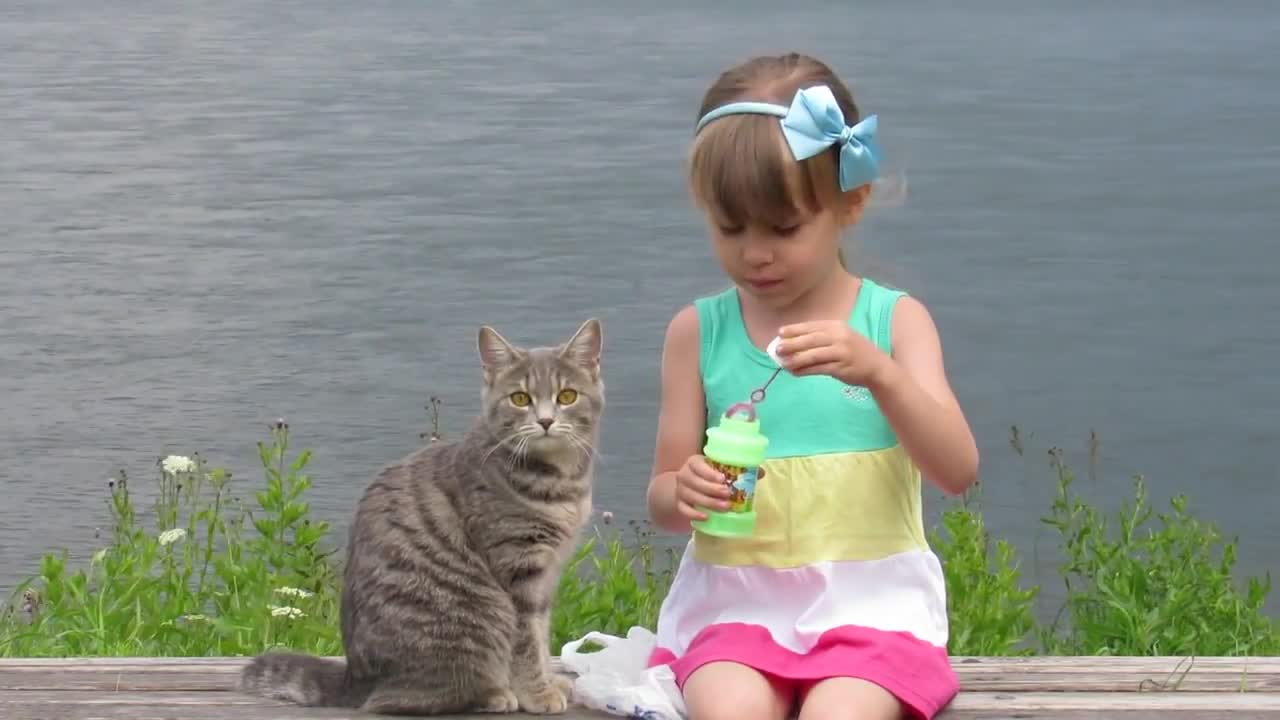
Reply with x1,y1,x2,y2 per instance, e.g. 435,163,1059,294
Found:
707,459,763,513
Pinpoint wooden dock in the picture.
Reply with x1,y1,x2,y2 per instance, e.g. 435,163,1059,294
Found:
0,655,1277,719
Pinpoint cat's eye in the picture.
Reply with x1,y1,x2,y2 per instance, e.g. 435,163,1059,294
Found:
509,391,532,407
556,389,578,405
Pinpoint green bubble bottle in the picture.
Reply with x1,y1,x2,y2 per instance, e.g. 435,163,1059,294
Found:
691,401,770,538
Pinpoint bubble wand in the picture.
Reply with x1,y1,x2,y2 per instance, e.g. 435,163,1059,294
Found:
748,336,787,404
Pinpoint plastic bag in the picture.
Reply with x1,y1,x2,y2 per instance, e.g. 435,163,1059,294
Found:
560,626,687,719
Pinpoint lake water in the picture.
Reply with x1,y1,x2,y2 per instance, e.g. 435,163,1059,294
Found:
2,0,1278,613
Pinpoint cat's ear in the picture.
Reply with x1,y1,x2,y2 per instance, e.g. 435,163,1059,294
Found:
560,318,602,375
477,325,521,379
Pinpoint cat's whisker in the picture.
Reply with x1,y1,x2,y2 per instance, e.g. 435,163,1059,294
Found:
563,427,602,465
480,430,530,467
567,435,595,463
479,439,512,467
518,439,534,470
495,426,546,473
507,433,533,474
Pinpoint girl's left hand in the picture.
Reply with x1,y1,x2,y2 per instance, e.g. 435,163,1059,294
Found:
776,320,893,388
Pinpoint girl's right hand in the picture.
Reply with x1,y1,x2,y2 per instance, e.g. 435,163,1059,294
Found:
675,454,731,522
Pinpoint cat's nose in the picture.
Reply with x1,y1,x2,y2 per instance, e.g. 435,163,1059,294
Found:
537,418,553,431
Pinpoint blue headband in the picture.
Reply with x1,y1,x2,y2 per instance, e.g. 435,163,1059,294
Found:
695,85,881,192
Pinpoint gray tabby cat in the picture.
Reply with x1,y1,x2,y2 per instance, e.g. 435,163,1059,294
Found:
238,318,604,715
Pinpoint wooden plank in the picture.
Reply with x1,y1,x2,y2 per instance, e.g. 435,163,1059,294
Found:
1,656,1277,693
2,690,1280,720
951,656,1280,693
946,690,1280,718
0,690,612,720
4,654,1275,671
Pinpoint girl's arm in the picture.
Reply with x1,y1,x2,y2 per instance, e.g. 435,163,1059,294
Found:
869,296,979,496
646,305,708,533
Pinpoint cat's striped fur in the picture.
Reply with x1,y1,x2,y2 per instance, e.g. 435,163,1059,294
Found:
239,318,604,715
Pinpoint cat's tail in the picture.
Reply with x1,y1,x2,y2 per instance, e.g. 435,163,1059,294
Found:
238,651,350,707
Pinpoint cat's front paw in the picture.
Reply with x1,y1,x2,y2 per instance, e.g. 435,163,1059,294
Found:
515,681,570,715
475,687,520,713
551,673,574,699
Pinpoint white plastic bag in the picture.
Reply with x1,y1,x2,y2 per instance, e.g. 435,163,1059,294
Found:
560,627,687,719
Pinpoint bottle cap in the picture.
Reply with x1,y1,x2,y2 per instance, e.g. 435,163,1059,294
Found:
766,336,784,366
704,403,769,468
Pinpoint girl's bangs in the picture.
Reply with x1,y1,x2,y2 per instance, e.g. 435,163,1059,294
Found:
689,115,837,228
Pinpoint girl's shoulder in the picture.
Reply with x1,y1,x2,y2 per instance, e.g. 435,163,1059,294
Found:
690,283,740,331
662,287,740,379
853,276,945,357
691,285,740,318
665,285,737,340
850,276,911,356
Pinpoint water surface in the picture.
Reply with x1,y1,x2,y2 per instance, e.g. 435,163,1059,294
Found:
2,0,1277,610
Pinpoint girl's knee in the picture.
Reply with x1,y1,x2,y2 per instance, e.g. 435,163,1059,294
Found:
682,661,794,720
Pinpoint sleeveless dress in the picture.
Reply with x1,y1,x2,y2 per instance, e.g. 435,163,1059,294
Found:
647,278,959,720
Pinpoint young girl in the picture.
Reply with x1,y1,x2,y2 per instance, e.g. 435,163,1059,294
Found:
644,53,979,720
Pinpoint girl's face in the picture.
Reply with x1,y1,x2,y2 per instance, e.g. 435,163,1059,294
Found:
707,200,859,308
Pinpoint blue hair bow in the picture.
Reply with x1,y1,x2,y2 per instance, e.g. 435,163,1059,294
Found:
695,84,881,192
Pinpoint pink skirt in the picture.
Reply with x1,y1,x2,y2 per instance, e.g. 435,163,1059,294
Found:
648,622,959,720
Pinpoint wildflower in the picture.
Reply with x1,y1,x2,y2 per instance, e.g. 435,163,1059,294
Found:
161,455,195,475
270,605,306,619
602,511,614,524
274,586,314,599
21,589,41,620
158,528,187,546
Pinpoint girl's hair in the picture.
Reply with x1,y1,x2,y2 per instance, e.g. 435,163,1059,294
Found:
689,52,864,232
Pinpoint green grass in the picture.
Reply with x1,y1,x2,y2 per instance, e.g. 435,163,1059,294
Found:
1,419,1275,659
932,428,1277,657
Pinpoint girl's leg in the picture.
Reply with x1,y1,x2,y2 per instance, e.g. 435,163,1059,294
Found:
796,677,904,720
682,661,795,720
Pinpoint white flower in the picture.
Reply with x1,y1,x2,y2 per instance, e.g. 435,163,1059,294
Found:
270,605,306,619
158,528,187,546
274,587,313,599
162,455,196,475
